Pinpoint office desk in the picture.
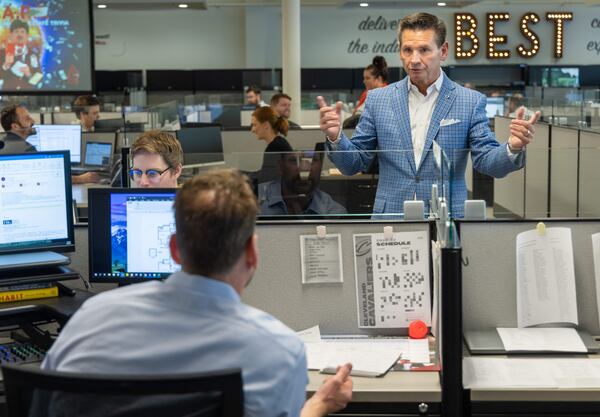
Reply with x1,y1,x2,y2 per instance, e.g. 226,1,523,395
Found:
308,370,441,416
466,353,600,416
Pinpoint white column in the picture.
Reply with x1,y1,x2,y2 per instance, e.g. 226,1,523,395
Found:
282,0,301,124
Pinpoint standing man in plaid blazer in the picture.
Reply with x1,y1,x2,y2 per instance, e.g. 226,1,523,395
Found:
319,12,540,217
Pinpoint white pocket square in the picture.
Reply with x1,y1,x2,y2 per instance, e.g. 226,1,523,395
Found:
440,118,461,127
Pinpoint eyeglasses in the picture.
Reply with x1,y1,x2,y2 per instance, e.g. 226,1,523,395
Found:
129,167,171,182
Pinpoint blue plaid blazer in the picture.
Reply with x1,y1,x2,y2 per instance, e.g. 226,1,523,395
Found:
327,74,524,217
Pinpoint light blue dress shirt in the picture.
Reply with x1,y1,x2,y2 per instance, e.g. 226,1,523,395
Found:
43,271,308,417
258,180,347,216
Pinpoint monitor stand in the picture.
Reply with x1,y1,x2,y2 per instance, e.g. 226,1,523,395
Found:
0,251,70,272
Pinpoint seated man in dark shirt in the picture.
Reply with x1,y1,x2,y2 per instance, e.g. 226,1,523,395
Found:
270,92,301,129
0,103,36,153
0,104,99,184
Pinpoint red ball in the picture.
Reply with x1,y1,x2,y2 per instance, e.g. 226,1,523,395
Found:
408,320,428,339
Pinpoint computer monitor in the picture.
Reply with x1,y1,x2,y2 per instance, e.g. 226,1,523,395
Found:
485,97,505,118
0,151,74,256
28,125,82,164
84,142,113,166
94,118,125,131
176,126,225,168
88,188,179,284
542,67,580,88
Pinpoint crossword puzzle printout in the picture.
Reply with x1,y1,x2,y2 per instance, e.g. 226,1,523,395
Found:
354,231,431,328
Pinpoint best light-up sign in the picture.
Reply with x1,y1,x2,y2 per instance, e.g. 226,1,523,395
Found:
455,11,573,60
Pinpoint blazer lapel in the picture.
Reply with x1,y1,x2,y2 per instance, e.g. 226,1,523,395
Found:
392,78,416,174
418,75,457,170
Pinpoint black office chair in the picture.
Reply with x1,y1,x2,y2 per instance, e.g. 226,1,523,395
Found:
1,364,243,417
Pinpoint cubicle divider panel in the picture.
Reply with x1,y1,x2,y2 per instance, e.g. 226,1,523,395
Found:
524,123,550,218
459,220,600,335
550,126,579,217
493,117,525,217
243,221,432,336
579,131,600,218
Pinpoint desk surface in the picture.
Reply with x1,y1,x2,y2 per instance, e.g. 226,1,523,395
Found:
307,370,441,403
468,353,600,402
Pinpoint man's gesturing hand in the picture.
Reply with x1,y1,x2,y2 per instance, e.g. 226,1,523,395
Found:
508,106,541,152
317,96,343,142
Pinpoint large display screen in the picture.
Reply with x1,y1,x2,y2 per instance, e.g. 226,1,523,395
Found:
0,0,92,93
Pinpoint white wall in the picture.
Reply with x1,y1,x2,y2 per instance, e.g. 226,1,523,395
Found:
94,8,246,70
93,4,600,70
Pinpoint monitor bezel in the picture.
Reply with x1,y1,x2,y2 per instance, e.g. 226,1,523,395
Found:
0,150,75,255
88,187,178,284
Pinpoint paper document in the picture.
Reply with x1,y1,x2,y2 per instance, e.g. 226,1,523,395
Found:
516,227,578,327
300,234,343,284
297,325,321,343
354,231,431,328
464,357,600,389
592,233,600,328
497,328,587,353
304,341,402,377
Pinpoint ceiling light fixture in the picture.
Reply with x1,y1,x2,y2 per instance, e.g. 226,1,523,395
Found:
437,2,447,6
97,4,107,8
359,3,369,7
178,3,189,8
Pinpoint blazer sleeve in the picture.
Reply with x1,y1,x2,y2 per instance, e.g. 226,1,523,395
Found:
468,93,524,178
326,93,379,175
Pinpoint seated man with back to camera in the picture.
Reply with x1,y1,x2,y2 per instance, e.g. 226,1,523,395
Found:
0,103,99,184
42,168,353,417
72,95,101,132
129,130,183,188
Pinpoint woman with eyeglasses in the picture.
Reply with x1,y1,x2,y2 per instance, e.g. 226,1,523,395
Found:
130,130,183,188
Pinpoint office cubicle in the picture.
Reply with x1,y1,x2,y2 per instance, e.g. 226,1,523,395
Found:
459,219,600,415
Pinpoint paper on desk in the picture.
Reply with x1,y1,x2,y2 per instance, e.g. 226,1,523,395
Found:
464,357,600,389
592,233,600,328
463,357,558,389
497,327,587,352
304,341,402,377
516,227,578,328
321,337,430,364
297,325,322,343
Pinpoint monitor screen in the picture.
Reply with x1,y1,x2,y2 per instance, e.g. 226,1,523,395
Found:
542,68,580,88
177,126,224,168
0,0,93,93
0,151,74,254
88,188,179,284
28,124,81,163
485,97,505,118
84,141,112,166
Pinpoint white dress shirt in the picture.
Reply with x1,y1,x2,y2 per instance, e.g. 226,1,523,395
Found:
408,72,444,169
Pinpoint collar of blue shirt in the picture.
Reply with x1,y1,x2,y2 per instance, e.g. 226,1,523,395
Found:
165,270,241,303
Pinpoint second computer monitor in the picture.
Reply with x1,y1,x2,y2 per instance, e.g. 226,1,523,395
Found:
29,124,82,164
88,188,179,284
176,126,224,168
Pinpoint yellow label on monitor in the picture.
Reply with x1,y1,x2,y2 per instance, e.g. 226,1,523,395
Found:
0,286,59,303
